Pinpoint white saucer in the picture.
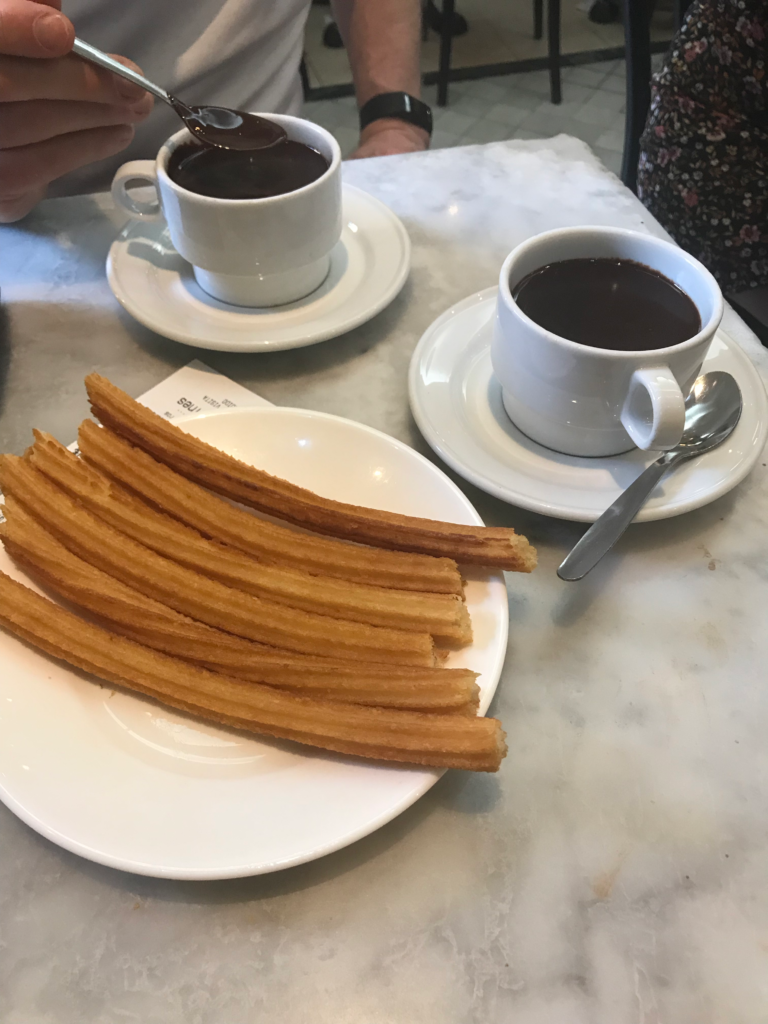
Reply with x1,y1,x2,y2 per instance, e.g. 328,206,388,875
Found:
409,288,768,522
106,183,410,353
0,407,507,879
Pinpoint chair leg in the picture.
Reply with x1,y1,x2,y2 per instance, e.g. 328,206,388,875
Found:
437,0,455,106
299,56,311,101
533,0,544,39
548,0,562,104
620,0,652,192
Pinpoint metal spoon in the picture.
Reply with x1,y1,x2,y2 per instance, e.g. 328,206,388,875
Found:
71,38,287,151
557,371,742,581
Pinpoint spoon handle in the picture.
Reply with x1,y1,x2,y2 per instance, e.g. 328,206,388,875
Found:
557,458,671,581
72,38,171,105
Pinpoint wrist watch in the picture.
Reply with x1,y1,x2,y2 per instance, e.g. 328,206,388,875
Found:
359,93,433,136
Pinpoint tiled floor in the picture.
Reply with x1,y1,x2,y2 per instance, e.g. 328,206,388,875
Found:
304,0,673,88
304,58,629,177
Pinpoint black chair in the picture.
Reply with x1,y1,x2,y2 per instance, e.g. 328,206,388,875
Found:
533,0,562,105
436,0,456,106
435,0,561,107
621,0,695,192
436,0,454,103
299,57,311,101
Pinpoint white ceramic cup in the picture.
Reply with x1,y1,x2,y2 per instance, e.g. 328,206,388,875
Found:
490,226,724,457
111,114,342,307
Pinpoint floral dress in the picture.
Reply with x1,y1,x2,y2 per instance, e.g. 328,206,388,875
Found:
637,0,767,293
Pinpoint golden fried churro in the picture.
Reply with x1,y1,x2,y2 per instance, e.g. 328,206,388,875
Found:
28,432,472,644
0,570,506,770
0,456,438,666
1,498,478,711
77,419,464,596
85,373,537,571
2,496,477,710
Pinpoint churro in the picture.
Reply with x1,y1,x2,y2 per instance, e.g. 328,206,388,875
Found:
28,432,472,644
1,496,479,711
85,373,537,571
77,419,464,595
0,570,507,770
0,456,439,666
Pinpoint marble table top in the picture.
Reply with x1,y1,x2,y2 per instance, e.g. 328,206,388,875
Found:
2,136,768,1024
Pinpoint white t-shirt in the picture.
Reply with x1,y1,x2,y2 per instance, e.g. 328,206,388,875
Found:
52,0,311,195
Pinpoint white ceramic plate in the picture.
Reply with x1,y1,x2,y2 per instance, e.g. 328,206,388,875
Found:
0,407,507,879
409,288,768,522
106,183,410,352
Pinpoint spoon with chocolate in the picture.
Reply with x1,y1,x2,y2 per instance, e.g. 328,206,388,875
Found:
71,38,287,151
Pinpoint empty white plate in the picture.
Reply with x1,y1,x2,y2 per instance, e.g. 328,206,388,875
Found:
106,184,410,352
0,407,508,879
409,288,768,522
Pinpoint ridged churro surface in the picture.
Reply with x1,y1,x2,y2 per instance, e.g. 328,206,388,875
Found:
0,570,506,771
0,373,533,772
0,456,438,666
86,373,538,571
78,419,465,594
28,432,471,643
1,497,478,712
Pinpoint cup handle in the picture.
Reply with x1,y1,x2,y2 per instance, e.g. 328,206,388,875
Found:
111,160,162,221
620,366,685,450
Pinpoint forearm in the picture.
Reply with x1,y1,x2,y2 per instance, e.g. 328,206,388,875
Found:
331,0,422,105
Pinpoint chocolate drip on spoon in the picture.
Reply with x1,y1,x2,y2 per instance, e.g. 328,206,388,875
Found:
72,38,287,152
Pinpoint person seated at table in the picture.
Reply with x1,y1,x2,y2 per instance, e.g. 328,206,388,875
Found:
0,0,431,223
637,0,767,300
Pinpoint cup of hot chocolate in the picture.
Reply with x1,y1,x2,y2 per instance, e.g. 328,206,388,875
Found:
111,115,341,307
490,226,723,457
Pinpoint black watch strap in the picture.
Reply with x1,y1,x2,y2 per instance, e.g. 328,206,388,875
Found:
359,93,433,136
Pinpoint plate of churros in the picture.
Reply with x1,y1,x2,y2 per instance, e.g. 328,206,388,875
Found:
0,376,536,879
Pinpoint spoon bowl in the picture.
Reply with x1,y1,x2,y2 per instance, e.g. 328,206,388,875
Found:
169,99,287,151
557,370,743,581
72,38,287,152
674,370,743,458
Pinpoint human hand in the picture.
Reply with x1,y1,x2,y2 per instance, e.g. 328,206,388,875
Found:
348,118,429,160
0,0,153,222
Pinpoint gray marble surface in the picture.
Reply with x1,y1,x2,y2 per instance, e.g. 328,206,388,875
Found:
2,136,768,1024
